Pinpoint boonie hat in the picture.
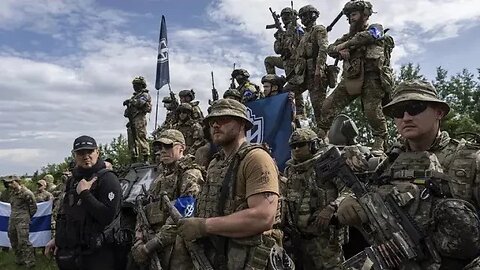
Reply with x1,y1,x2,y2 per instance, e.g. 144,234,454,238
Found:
203,99,253,130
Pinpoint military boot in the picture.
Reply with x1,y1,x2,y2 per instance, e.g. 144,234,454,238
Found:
371,136,385,156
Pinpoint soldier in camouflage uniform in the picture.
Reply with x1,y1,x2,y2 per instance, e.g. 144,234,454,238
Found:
283,128,346,269
43,174,57,193
123,76,152,162
338,80,480,269
131,129,204,269
223,88,242,103
161,95,178,130
177,99,282,269
318,1,395,153
179,89,204,121
35,179,53,202
172,103,205,156
231,68,264,103
4,175,37,268
287,5,328,124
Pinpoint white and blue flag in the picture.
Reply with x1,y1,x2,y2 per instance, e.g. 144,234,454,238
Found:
0,200,52,247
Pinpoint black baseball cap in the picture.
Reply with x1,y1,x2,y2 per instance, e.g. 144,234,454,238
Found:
73,135,98,152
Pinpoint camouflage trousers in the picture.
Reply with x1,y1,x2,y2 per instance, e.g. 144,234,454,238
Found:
128,116,150,159
318,77,387,139
294,234,344,270
8,217,35,267
285,73,327,123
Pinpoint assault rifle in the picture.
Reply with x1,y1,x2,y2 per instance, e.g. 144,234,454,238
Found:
169,90,179,110
326,0,355,32
136,185,163,270
229,63,236,89
315,146,440,269
161,192,214,270
266,7,284,32
209,71,219,105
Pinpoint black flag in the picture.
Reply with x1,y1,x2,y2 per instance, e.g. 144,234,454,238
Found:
155,15,169,90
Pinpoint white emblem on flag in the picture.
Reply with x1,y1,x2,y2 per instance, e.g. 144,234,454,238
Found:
108,192,115,201
246,108,264,143
184,204,195,217
158,38,168,64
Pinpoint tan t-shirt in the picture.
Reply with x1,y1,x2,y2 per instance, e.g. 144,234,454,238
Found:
235,148,280,199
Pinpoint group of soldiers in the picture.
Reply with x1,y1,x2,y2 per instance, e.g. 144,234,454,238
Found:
0,172,69,268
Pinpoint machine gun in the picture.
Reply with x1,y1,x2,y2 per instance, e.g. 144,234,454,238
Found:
266,7,284,32
136,185,163,270
315,146,440,269
161,192,214,270
209,71,219,105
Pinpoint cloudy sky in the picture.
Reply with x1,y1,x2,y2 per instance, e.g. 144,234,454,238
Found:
1,0,479,175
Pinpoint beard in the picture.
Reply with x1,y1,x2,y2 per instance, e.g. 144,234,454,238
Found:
211,126,239,146
349,17,366,34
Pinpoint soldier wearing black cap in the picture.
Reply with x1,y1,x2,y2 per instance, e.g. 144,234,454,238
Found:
45,135,122,270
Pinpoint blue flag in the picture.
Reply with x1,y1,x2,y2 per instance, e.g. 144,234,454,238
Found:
155,15,169,90
174,196,196,218
246,93,293,171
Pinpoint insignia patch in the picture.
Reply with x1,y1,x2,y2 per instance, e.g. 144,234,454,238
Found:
108,192,115,201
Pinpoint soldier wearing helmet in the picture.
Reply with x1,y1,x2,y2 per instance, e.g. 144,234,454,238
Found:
172,103,205,155
231,68,263,103
223,88,242,102
177,99,282,269
318,0,395,154
123,76,152,162
43,174,57,192
261,74,287,97
35,179,53,202
286,4,329,127
283,128,346,269
337,80,480,269
179,89,204,121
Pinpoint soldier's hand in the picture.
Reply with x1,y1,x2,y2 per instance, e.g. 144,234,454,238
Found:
315,205,336,230
335,42,348,52
44,238,57,256
343,146,369,172
338,49,350,60
177,217,207,241
131,240,149,265
76,177,97,194
337,196,368,227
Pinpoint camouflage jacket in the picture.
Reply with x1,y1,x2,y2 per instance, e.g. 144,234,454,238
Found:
237,81,263,103
294,24,328,78
125,89,152,119
189,100,204,121
10,185,37,220
173,119,205,155
35,189,53,202
274,22,304,60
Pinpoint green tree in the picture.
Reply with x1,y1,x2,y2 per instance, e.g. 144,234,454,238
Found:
98,134,131,169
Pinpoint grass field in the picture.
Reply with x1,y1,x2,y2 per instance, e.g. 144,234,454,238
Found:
0,248,57,270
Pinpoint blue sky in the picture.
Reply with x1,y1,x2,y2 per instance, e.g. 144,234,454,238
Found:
1,0,479,176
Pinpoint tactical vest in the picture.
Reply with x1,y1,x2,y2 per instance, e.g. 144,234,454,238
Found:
197,143,280,270
284,153,343,235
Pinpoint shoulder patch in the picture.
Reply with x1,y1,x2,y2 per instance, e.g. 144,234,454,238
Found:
108,192,115,201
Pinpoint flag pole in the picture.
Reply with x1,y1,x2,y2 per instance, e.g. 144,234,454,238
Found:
154,15,170,132
154,88,160,130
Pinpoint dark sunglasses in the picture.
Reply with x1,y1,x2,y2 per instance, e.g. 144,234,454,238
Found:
390,101,428,118
159,143,174,150
208,116,234,127
290,142,308,149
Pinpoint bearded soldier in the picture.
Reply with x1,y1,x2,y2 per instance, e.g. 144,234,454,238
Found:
131,129,204,269
177,99,282,269
179,89,204,121
4,175,37,268
172,103,205,156
318,1,395,153
231,68,264,103
123,76,152,162
288,5,328,124
283,128,346,269
337,80,480,269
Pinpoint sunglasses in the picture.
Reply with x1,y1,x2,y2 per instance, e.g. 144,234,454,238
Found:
290,142,308,149
208,116,234,127
390,101,428,118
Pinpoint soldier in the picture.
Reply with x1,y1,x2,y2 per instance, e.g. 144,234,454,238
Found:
231,68,264,103
176,99,281,269
223,88,242,102
43,174,57,193
35,179,54,202
287,4,328,124
264,7,303,76
262,74,287,97
318,0,395,153
131,129,204,269
4,175,37,268
172,103,205,156
283,128,346,269
161,95,178,129
123,76,152,162
179,89,204,121
337,80,480,269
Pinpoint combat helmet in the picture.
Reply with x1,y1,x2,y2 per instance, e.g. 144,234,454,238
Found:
223,88,242,100
298,5,319,16
343,0,373,17
261,74,286,87
177,103,193,113
281,7,296,16
289,128,318,145
162,96,173,103
231,69,250,78
179,89,195,100
132,76,147,88
43,174,54,183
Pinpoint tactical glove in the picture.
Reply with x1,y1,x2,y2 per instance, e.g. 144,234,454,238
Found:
315,205,336,230
131,240,149,265
177,217,207,241
337,196,368,227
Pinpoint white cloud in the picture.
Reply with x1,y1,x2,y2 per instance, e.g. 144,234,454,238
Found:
0,148,45,163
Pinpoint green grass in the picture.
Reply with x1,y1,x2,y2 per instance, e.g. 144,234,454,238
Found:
0,248,57,270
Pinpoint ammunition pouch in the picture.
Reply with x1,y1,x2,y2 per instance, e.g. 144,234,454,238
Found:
344,59,364,96
244,235,276,270
291,58,306,85
144,200,165,226
326,64,340,89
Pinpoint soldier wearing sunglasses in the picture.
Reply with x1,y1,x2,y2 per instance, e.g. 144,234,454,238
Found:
337,80,480,269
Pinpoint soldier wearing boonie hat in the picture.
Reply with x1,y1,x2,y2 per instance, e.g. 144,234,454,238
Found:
203,98,254,130
35,179,53,202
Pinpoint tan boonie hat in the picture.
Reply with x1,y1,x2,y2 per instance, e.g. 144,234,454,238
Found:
204,99,253,130
156,129,186,145
3,175,20,183
37,179,47,187
383,80,450,117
